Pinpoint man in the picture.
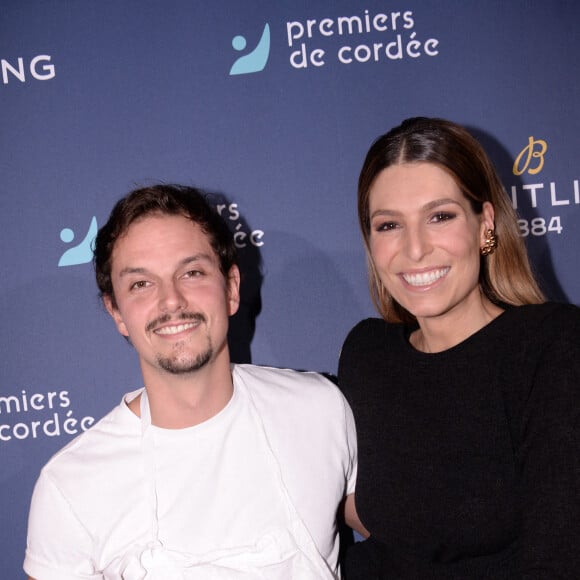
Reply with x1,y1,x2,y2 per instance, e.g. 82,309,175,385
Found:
24,184,356,579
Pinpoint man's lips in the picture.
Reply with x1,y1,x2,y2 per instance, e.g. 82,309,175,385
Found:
154,321,198,335
146,313,205,334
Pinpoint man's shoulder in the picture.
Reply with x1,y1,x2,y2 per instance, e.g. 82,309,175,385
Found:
233,363,344,410
234,363,335,391
40,391,141,477
233,365,352,456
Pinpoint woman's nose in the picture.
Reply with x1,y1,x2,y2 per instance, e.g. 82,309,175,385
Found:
404,225,432,262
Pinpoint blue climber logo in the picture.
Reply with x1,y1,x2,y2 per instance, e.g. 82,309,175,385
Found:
230,23,270,75
58,216,98,267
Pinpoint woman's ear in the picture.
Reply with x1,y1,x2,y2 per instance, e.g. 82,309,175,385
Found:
480,201,496,243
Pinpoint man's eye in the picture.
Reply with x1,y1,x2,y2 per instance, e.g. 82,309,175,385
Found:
184,270,203,278
130,280,149,290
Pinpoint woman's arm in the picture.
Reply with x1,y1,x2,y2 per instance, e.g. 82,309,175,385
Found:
344,494,370,539
519,306,580,577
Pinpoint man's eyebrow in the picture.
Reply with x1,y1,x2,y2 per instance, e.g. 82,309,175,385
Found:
118,253,215,277
178,253,215,267
118,266,147,277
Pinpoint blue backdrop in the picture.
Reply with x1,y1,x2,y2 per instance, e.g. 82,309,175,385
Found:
1,1,579,577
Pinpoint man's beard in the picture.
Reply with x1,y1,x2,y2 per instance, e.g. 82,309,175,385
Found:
149,312,214,375
156,339,214,375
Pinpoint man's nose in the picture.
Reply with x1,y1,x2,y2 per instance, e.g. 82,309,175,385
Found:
158,282,187,313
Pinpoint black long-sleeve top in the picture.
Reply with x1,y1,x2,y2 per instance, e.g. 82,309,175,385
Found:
338,302,580,579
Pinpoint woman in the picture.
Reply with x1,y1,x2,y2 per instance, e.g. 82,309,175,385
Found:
339,117,580,579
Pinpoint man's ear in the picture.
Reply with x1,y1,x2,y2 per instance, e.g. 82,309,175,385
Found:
227,265,241,317
103,295,129,337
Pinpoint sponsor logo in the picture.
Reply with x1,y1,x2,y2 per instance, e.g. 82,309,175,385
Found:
286,9,440,69
513,136,547,176
216,202,265,248
58,216,98,267
510,137,579,237
230,23,271,75
229,9,441,76
1,55,55,84
57,205,264,269
0,389,95,443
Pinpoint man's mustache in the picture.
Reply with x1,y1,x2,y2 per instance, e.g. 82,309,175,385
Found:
146,312,206,333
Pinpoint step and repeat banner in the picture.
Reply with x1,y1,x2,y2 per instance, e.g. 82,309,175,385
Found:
1,1,579,576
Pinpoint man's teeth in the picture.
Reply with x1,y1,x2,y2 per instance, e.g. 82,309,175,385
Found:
156,323,196,335
403,268,449,287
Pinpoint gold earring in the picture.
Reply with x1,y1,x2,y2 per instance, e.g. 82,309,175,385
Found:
480,229,497,256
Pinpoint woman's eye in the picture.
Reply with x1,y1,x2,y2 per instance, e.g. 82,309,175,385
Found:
431,212,455,223
375,221,399,232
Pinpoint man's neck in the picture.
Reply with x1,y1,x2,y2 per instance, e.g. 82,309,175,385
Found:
131,357,234,429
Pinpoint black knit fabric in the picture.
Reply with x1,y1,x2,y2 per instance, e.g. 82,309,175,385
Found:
339,302,580,579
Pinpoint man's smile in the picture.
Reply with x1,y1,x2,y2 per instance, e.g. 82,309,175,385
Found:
154,321,198,336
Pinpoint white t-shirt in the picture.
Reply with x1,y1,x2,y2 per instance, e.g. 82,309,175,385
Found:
24,364,357,580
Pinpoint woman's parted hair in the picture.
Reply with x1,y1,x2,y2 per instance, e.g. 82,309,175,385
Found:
358,117,544,323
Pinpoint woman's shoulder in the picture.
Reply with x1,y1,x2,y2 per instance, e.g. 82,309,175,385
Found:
514,301,580,316
495,303,580,371
347,316,386,334
342,317,396,344
340,317,407,363
504,302,580,335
